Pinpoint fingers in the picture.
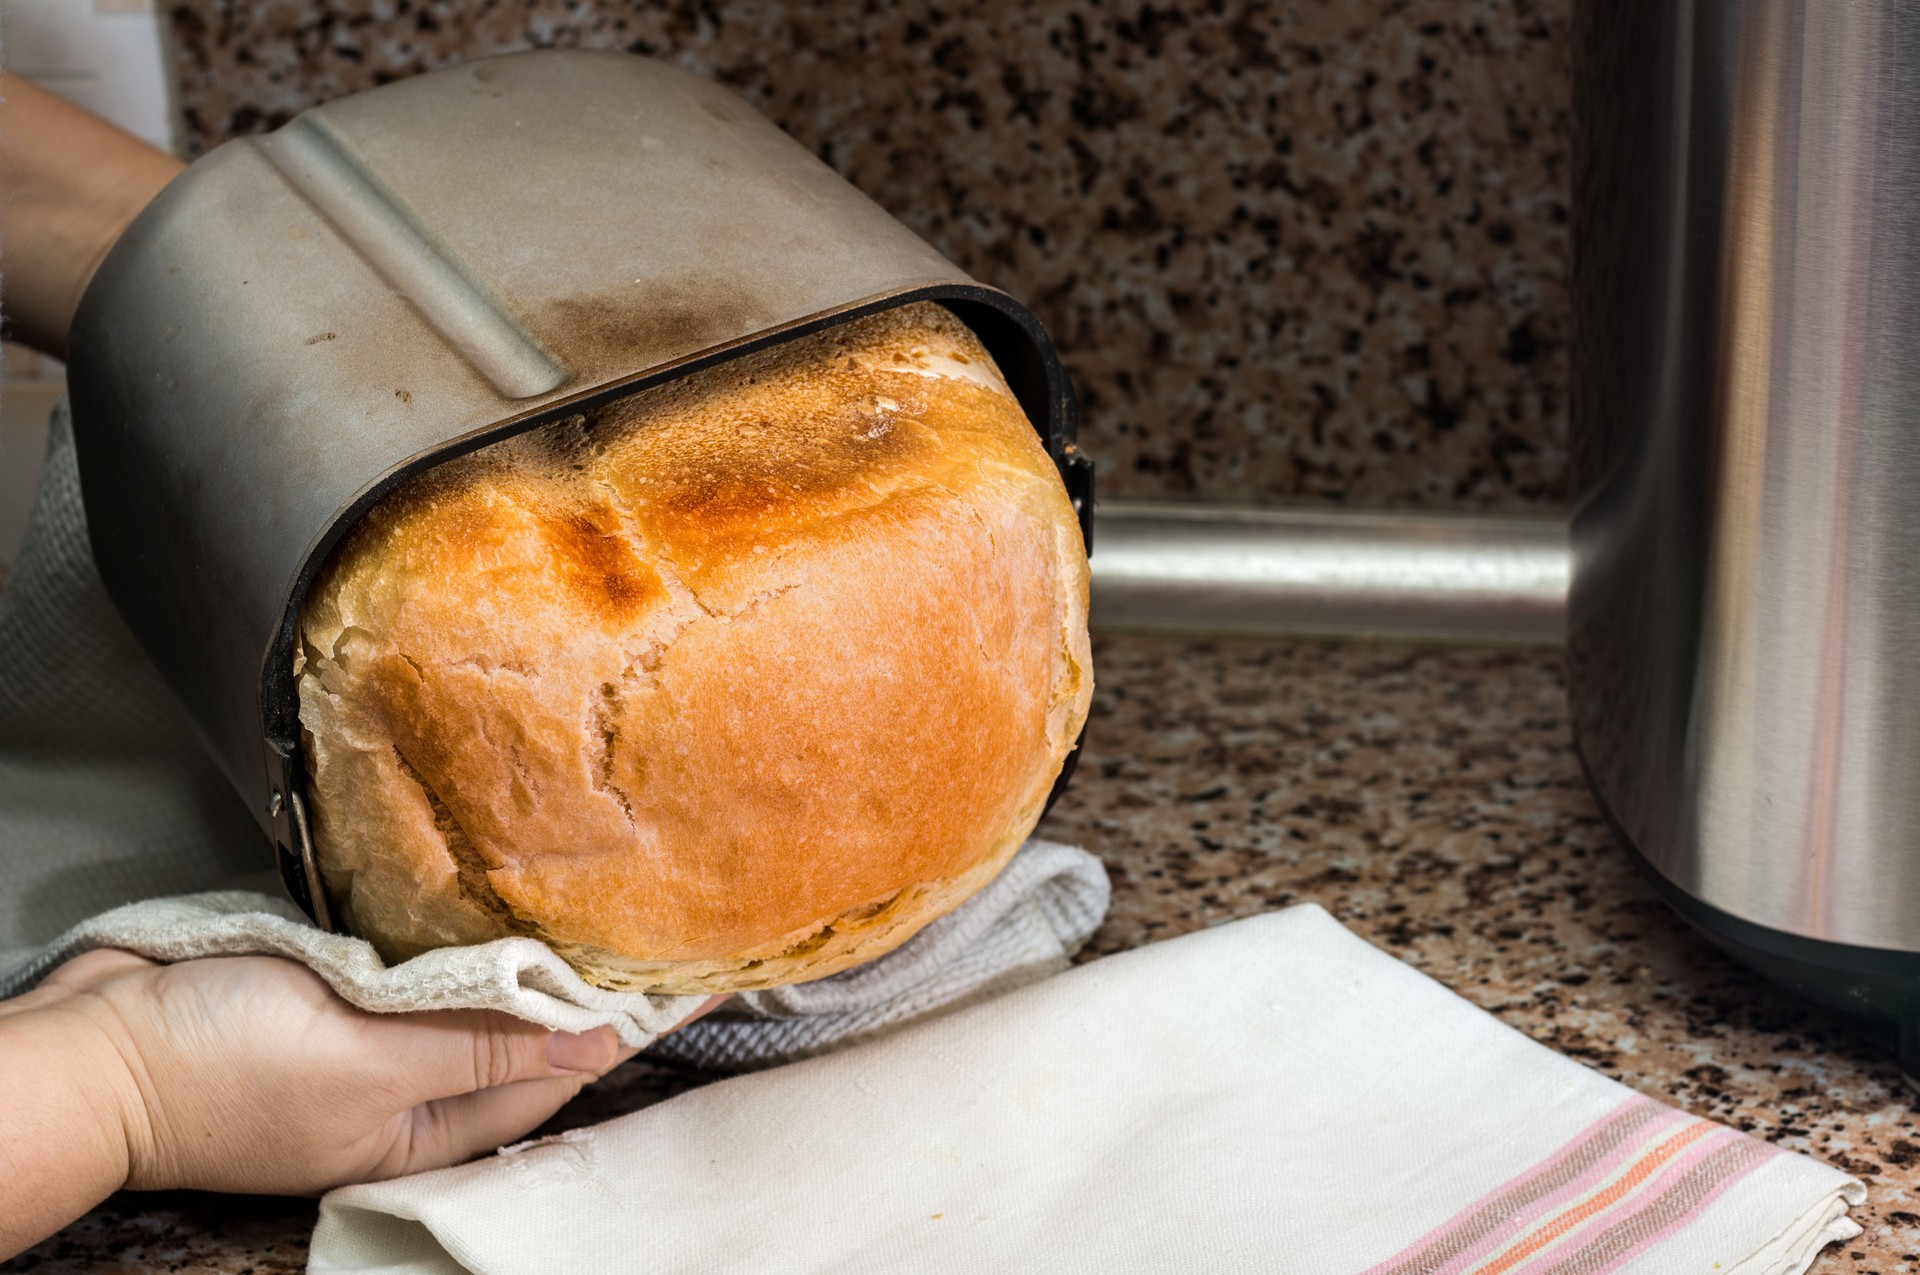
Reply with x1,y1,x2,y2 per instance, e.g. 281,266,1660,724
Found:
362,1011,621,1111
392,1075,589,1177
356,999,739,1180
383,998,730,1176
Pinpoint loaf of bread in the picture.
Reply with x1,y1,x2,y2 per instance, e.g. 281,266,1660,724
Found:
294,303,1092,994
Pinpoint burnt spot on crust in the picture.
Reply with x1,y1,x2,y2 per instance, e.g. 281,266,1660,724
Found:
580,304,1047,555
537,506,667,623
628,394,930,518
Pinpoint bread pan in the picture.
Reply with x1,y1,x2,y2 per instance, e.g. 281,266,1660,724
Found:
65,49,1092,927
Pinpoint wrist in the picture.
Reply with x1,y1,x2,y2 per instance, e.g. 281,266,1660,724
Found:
6,1001,144,1178
0,1002,144,1257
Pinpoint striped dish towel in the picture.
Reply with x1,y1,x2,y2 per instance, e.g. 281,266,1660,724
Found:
311,905,1862,1275
1360,1093,1852,1275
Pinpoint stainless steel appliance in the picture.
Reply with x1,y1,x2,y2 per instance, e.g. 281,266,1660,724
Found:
1570,0,1920,1069
66,50,1090,927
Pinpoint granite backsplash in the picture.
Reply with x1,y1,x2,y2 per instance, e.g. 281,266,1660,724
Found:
164,0,1572,509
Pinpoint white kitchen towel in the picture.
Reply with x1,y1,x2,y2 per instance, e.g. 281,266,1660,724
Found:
0,400,1110,1067
311,905,1864,1275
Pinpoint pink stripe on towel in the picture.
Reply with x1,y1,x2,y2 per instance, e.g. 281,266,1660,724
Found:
1364,1097,1781,1275
1527,1134,1776,1275
1429,1107,1696,1275
1361,1097,1668,1275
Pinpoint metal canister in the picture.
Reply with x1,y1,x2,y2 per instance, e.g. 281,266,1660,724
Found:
1570,0,1920,1068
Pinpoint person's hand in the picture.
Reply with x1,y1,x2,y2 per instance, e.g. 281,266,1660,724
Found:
0,948,720,1256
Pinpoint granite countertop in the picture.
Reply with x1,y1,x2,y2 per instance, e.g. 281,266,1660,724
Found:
9,632,1917,1272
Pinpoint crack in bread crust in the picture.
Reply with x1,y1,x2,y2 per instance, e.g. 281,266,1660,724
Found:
390,748,540,937
588,681,638,829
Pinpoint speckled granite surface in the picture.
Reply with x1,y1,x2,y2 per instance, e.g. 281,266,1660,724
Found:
10,633,1914,1271
161,0,1571,509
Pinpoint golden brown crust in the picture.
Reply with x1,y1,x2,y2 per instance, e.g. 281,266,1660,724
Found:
296,303,1091,992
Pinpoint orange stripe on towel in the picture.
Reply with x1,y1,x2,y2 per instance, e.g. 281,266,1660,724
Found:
1471,1120,1718,1275
1360,1098,1672,1275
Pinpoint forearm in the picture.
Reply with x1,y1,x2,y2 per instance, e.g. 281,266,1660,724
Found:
0,1003,137,1259
0,71,184,359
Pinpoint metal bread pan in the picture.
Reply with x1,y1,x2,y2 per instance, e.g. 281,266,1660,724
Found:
66,49,1091,924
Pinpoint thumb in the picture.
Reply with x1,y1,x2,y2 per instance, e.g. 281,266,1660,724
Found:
364,1010,621,1108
